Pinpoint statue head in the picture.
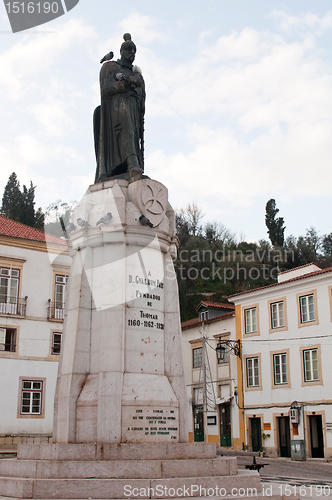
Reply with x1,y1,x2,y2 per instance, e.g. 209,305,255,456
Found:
120,33,136,65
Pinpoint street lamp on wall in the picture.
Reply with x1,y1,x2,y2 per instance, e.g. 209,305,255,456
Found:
216,339,241,360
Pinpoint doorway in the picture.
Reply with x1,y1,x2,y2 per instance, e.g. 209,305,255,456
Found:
278,416,291,457
219,403,231,447
193,406,204,442
250,417,262,452
309,415,324,458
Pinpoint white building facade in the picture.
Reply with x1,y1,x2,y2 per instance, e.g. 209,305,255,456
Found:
0,216,71,447
181,302,242,449
230,263,332,460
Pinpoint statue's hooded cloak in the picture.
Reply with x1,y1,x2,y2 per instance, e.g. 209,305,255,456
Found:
94,56,145,183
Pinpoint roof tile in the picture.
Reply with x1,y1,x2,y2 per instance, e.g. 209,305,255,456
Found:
182,311,235,330
196,301,235,311
0,216,67,246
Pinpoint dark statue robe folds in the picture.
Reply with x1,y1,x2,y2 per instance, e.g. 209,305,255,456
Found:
94,60,145,183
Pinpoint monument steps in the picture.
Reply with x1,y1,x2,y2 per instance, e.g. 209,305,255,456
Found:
16,443,218,462
0,444,298,499
0,469,261,499
0,457,237,479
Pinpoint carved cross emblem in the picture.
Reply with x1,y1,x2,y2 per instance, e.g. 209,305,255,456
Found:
141,183,167,216
128,179,168,228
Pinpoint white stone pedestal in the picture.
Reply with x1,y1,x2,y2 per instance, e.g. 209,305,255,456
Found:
52,178,188,444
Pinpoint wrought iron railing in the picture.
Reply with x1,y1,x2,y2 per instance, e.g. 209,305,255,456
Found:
0,342,16,352
47,300,65,320
0,295,27,316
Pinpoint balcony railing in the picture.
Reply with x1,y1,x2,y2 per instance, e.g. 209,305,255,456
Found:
0,342,16,352
47,300,65,321
0,296,27,316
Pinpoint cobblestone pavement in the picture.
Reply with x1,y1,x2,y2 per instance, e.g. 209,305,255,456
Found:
238,456,332,498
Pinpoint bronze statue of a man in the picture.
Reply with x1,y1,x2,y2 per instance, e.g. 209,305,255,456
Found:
94,34,145,183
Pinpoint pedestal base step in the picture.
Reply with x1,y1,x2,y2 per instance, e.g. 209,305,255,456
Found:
0,470,260,499
17,443,216,461
0,457,236,479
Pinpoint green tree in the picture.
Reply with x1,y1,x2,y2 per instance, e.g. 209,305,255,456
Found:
283,235,301,268
283,228,322,269
179,203,204,237
1,172,22,221
265,199,285,247
293,227,321,265
174,204,280,320
1,172,45,230
20,182,36,227
204,221,236,246
175,211,190,246
304,227,321,256
34,207,45,231
322,233,332,257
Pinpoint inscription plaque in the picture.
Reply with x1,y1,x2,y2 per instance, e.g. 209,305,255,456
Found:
122,406,179,442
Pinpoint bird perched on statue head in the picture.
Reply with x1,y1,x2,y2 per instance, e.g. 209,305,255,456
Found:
100,51,114,64
77,218,90,229
139,215,153,228
96,212,113,226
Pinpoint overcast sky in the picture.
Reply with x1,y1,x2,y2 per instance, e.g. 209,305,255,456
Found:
1,0,332,242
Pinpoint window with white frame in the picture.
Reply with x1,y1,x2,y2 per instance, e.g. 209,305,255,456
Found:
193,347,202,369
303,348,319,382
0,327,16,352
245,308,257,334
51,332,62,355
200,311,208,321
54,274,68,319
0,266,20,314
271,301,285,329
21,380,43,414
273,353,288,385
300,294,315,323
246,357,259,387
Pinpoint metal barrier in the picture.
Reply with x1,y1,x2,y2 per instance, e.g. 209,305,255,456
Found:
0,296,27,316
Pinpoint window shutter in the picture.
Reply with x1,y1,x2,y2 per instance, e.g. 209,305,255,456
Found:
0,328,5,350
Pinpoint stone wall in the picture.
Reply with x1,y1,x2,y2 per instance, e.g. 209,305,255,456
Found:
0,435,52,448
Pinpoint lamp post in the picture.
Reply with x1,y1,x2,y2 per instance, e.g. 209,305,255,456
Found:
216,339,241,361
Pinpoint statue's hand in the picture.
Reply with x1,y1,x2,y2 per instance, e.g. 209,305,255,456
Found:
127,75,141,88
